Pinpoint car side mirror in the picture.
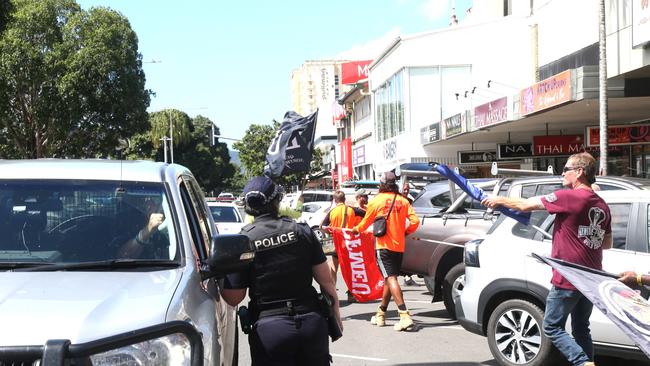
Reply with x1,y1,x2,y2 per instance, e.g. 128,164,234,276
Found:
205,234,255,278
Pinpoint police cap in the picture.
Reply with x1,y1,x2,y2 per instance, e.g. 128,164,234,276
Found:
243,176,282,209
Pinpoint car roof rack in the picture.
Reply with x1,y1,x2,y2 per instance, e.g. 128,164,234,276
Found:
395,162,463,202
490,162,554,177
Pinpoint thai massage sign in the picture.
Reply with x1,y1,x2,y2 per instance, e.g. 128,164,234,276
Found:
586,123,650,146
520,70,572,116
474,97,508,129
533,134,593,156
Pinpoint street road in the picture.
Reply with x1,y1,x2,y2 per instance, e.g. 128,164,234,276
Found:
232,208,648,365
234,272,650,365
236,274,496,365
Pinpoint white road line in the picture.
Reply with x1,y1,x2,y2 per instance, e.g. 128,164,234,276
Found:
405,300,435,304
331,353,387,362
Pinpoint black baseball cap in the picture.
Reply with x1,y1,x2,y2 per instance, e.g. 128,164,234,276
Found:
243,176,282,208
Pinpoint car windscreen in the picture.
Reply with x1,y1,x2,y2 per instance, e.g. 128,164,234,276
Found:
209,206,241,223
0,180,179,266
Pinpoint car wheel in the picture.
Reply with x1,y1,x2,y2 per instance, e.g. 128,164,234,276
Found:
423,275,436,296
442,263,465,319
487,299,565,366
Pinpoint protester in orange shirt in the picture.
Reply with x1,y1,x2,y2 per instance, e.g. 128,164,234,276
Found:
351,172,420,331
321,191,364,302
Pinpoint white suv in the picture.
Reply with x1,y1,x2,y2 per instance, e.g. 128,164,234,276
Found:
457,190,650,365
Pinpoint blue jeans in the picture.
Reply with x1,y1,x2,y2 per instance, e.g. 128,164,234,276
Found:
543,286,594,366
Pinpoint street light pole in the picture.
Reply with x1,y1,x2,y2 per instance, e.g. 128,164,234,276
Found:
168,109,174,164
160,137,168,163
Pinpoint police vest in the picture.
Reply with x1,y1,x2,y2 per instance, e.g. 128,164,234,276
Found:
241,215,317,305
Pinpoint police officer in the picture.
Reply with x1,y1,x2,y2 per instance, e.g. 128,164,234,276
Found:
221,176,342,366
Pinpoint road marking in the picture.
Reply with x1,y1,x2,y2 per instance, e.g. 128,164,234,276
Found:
406,300,435,304
331,353,387,362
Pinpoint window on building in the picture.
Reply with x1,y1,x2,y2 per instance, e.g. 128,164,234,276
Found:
374,70,405,141
354,96,371,121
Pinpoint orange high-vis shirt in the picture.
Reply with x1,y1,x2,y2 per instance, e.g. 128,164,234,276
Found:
327,204,360,228
353,192,420,252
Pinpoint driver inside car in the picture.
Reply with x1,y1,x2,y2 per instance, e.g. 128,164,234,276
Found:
116,196,168,259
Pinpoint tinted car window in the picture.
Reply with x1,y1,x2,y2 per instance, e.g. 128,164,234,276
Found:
512,211,552,240
209,206,241,223
521,183,563,198
596,184,623,191
609,203,631,250
302,204,320,213
431,191,452,207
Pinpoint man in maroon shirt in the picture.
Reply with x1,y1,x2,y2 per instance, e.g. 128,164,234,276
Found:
481,152,612,366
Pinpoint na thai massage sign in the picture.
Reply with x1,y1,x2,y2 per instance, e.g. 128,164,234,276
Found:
586,123,650,146
533,134,596,156
520,70,572,116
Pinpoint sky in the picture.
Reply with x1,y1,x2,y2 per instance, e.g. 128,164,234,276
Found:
76,0,473,149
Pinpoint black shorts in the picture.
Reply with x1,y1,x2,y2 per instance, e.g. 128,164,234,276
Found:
375,249,403,278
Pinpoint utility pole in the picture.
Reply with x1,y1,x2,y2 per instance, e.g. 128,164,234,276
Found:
598,0,608,175
168,109,174,164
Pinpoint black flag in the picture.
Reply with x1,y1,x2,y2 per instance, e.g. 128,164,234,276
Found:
534,254,650,358
264,110,318,178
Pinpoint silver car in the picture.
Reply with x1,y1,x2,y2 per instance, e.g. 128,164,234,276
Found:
0,159,244,365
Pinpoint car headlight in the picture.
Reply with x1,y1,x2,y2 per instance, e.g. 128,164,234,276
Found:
90,333,191,366
464,239,482,268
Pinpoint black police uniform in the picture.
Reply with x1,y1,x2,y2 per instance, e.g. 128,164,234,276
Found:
225,213,330,366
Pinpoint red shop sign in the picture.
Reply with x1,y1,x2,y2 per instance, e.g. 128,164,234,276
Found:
533,135,595,156
341,60,373,85
586,124,650,146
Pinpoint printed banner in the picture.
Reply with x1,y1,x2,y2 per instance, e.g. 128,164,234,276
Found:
331,230,384,302
536,255,650,358
264,110,318,178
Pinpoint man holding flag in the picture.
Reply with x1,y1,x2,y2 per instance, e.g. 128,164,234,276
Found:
481,152,612,366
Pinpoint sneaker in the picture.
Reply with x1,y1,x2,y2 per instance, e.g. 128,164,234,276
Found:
370,306,385,327
403,276,417,286
394,310,414,331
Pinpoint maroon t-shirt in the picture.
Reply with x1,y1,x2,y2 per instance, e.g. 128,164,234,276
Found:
540,188,612,290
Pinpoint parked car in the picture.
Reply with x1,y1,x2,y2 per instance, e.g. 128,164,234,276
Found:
0,159,246,365
457,190,650,365
401,166,650,319
216,192,236,203
298,201,335,254
207,201,245,234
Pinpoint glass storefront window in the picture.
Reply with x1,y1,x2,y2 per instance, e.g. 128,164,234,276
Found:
374,70,404,141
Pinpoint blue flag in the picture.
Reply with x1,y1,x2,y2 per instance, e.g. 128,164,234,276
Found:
432,163,531,225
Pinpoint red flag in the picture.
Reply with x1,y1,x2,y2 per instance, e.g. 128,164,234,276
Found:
331,230,384,302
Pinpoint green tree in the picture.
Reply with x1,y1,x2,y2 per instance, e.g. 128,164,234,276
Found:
149,109,192,151
0,0,150,158
0,0,13,34
176,115,235,194
233,123,277,177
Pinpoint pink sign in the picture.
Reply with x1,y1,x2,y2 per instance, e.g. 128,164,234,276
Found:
474,97,508,128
